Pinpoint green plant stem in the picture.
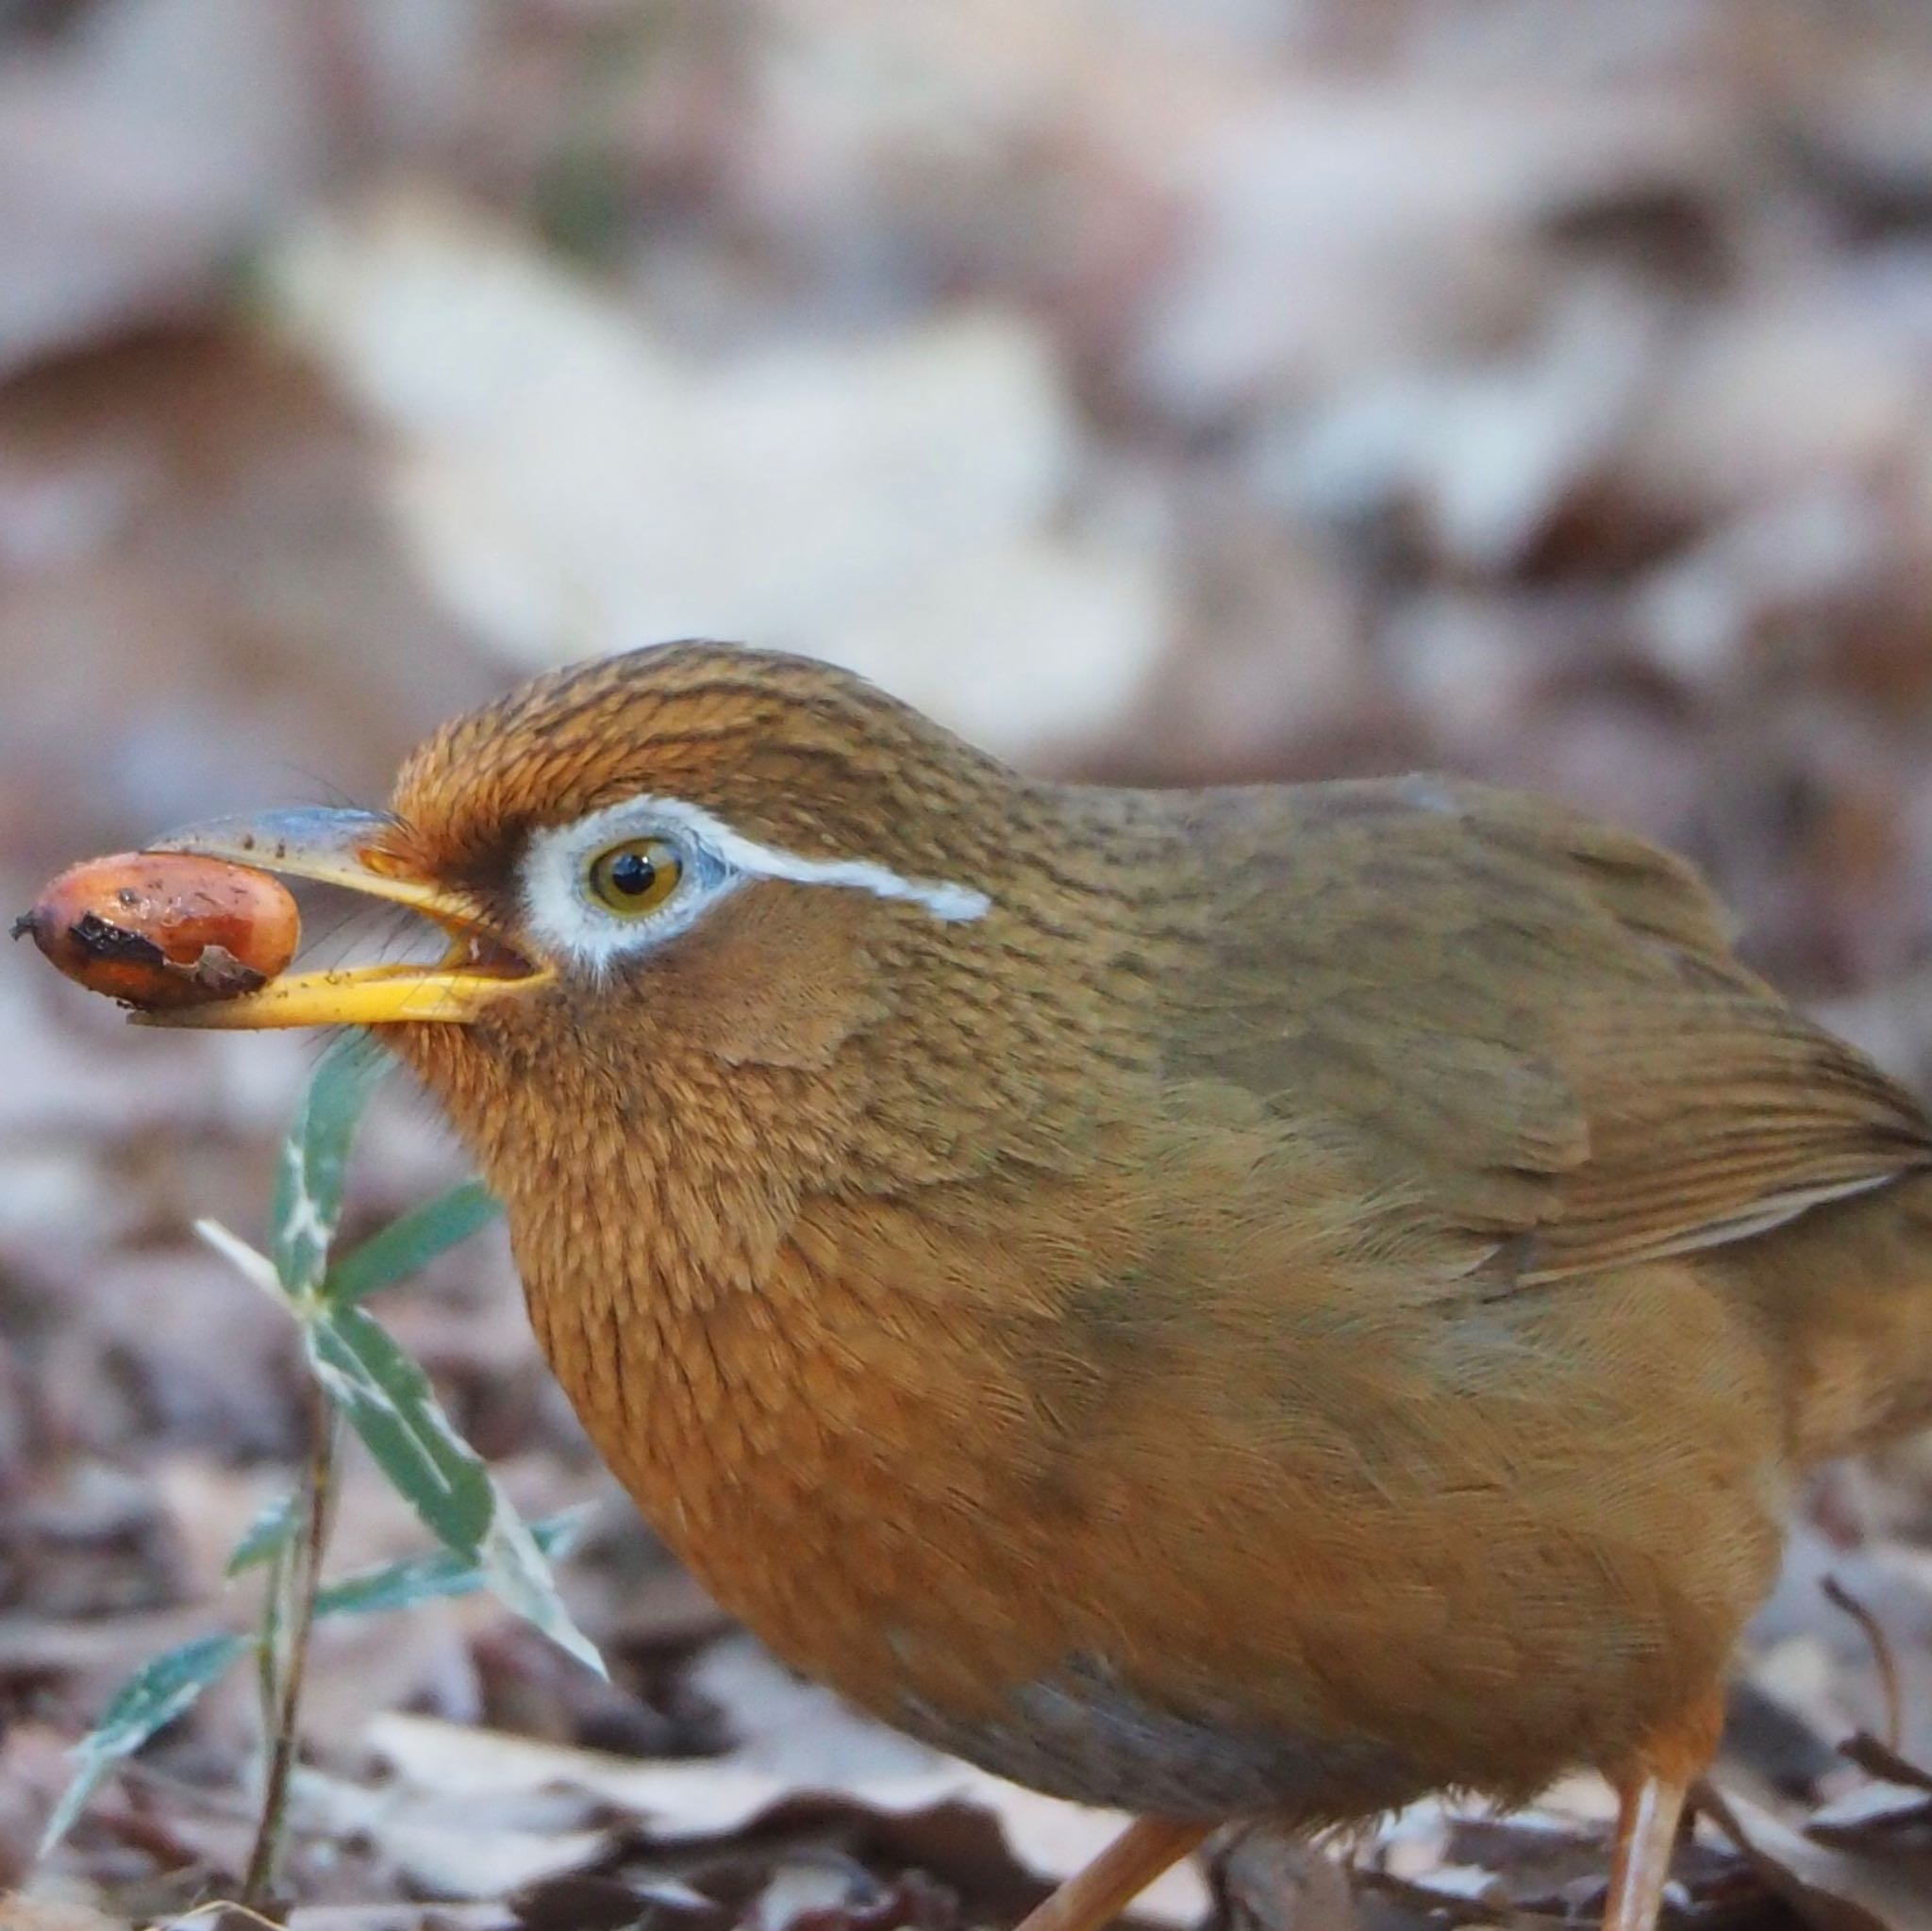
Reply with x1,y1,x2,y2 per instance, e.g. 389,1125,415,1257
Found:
252,1537,290,1810
241,1380,338,1910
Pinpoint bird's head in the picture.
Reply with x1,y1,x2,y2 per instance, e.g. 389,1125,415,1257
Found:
137,644,1105,1191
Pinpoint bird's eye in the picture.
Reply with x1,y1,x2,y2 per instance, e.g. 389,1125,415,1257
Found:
585,838,683,917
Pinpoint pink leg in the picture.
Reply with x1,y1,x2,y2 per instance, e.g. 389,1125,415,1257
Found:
1009,1817,1212,1931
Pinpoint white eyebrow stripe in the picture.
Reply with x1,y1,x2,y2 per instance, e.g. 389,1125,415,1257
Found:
517,791,989,978
640,795,991,923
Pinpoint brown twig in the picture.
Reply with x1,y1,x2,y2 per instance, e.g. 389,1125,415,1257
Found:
1822,1573,1904,1754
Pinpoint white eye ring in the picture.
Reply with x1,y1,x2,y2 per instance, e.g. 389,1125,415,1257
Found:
519,792,988,975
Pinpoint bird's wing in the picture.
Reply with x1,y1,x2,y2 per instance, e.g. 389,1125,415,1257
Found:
1152,777,1932,1284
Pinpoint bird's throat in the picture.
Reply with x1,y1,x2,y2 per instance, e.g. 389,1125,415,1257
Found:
391,1017,1089,1711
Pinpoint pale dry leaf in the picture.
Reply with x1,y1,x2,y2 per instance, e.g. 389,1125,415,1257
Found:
747,1856,874,1931
285,1909,507,1931
1216,1829,1360,1931
293,1601,483,1754
1264,277,1658,571
0,1897,131,1931
1136,80,1723,411
1709,1786,1932,1931
264,190,1172,764
365,1816,609,1901
367,1711,1209,1925
291,1756,598,1849
1807,1779,1932,1844
687,1638,936,1783
0,0,322,376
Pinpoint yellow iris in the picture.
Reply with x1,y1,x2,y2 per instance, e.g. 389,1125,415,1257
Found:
585,838,683,917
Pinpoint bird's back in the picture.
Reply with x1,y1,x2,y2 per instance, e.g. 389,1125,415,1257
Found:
1104,774,1932,1454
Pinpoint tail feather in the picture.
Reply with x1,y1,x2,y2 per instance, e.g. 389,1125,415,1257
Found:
1718,1167,1932,1462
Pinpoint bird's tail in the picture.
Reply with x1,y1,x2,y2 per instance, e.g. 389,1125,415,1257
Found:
1736,1166,1932,1463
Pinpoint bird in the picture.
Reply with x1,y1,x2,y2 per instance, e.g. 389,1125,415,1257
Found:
139,640,1932,1931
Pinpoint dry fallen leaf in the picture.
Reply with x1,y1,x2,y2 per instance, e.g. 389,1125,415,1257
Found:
366,1706,1209,1926
1704,1785,1932,1931
0,1897,131,1931
264,191,1174,766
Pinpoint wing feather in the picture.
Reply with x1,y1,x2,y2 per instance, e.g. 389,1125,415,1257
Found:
1151,777,1932,1284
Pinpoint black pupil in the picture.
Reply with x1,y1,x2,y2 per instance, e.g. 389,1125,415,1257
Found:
609,849,657,898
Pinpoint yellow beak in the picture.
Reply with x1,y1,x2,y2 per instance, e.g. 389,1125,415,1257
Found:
136,808,553,1029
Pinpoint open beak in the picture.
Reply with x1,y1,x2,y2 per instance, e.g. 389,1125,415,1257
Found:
135,807,553,1029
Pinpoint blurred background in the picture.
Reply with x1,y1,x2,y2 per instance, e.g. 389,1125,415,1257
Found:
8,1,1932,1924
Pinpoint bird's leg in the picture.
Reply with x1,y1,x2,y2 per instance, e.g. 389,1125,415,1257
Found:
1008,1817,1212,1931
1604,1773,1690,1931
1602,1694,1724,1931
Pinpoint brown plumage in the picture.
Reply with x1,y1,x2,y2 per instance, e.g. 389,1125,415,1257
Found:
144,642,1932,1931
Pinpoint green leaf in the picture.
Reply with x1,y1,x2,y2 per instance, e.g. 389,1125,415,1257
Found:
40,1633,250,1855
313,1546,482,1621
225,1490,300,1576
313,1510,591,1621
303,1305,605,1674
272,1030,390,1298
479,1507,607,1678
305,1303,494,1558
325,1178,501,1308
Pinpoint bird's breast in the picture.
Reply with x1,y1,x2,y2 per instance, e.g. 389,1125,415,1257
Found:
514,1183,1096,1687
513,1186,1442,1821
